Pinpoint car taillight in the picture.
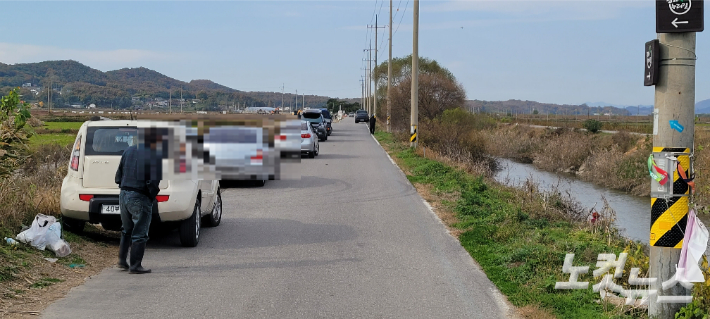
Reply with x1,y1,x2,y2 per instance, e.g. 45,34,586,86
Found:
277,134,287,141
301,133,311,138
79,194,93,201
156,195,169,202
70,136,81,171
251,150,263,163
179,160,186,173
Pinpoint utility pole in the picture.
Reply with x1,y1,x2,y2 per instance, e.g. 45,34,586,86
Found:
180,87,183,113
368,40,372,115
368,15,385,119
387,0,393,132
360,76,365,110
282,84,285,110
169,89,172,114
410,0,419,148
648,32,697,318
295,90,298,111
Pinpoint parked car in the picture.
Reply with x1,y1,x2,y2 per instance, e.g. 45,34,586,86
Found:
203,125,272,186
277,119,301,159
301,110,328,141
319,108,333,135
355,110,369,123
60,120,221,247
300,121,319,158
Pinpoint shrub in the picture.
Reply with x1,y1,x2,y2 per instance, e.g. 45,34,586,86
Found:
583,119,602,133
611,131,637,153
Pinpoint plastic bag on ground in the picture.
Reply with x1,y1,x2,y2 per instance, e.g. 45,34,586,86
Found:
44,222,71,257
16,214,56,250
47,239,72,257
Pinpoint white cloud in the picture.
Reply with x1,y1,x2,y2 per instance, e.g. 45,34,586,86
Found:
0,42,183,71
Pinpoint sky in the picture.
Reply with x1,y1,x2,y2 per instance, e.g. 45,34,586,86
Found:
0,0,708,106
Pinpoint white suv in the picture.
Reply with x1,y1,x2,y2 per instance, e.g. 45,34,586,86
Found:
60,120,222,247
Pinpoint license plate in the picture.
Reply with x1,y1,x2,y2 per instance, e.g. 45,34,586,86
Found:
102,204,120,214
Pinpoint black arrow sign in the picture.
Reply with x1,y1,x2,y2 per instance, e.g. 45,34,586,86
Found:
657,0,704,33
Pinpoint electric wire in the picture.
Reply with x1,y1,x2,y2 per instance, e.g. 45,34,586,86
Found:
393,0,410,37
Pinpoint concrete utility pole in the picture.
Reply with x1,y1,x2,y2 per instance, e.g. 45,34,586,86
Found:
169,89,172,114
295,90,298,110
360,76,365,110
410,0,419,148
387,0,393,132
282,84,285,110
648,32,697,318
180,87,183,113
368,40,372,115
368,15,385,118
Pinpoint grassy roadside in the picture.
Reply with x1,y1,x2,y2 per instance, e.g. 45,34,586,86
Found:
374,130,651,319
1,120,117,318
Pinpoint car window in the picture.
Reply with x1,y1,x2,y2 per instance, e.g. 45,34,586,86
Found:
302,112,321,119
321,110,332,119
301,122,308,130
85,127,138,155
206,127,258,144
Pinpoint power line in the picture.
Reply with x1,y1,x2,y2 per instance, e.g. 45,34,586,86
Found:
393,0,410,37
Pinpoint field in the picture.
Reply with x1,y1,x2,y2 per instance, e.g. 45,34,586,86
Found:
500,114,710,134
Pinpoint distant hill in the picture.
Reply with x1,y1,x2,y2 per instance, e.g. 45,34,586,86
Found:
696,99,710,114
466,99,632,116
0,60,333,110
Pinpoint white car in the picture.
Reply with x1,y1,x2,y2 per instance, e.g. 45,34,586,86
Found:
60,120,222,247
203,125,273,186
300,121,319,158
276,119,301,159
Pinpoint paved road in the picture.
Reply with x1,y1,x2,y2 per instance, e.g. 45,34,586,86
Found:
43,120,513,319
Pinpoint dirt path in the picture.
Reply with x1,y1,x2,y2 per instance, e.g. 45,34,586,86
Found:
0,227,118,319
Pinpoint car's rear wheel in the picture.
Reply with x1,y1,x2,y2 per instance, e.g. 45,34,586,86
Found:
203,190,222,227
179,198,201,247
314,143,319,156
62,217,85,233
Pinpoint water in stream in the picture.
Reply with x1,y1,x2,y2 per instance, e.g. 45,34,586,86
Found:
494,158,710,255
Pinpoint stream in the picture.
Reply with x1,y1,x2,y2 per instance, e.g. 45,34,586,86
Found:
494,158,710,256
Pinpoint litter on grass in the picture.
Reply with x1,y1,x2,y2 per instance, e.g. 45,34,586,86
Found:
15,214,72,257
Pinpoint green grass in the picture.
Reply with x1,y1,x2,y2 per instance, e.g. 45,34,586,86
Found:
29,277,64,289
28,133,76,147
373,131,647,319
42,122,83,130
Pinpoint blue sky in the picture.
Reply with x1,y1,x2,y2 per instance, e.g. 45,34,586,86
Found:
0,1,707,106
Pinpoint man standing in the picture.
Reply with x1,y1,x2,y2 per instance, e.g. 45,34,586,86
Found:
369,114,376,134
115,127,163,274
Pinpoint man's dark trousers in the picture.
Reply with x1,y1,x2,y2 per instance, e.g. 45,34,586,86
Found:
119,190,153,246
369,116,376,134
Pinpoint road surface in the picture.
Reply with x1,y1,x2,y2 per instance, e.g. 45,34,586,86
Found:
42,120,514,319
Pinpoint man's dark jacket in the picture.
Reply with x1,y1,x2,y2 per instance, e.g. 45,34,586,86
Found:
115,145,162,200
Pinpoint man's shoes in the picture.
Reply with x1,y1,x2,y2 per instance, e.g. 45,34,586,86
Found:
128,242,151,274
117,234,130,270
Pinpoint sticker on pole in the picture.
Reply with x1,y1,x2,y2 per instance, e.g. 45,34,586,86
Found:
670,120,685,132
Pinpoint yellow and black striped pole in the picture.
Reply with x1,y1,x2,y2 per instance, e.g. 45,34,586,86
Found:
650,147,691,248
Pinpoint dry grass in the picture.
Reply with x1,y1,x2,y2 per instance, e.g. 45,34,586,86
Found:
481,124,652,196
0,144,70,234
